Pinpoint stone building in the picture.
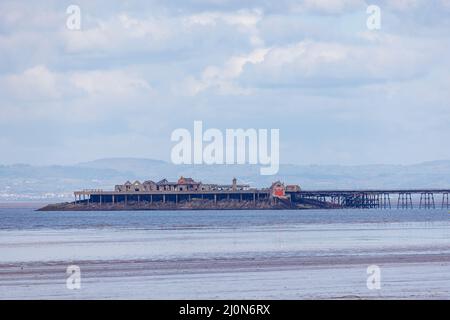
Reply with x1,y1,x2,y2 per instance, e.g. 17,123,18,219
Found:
114,177,251,193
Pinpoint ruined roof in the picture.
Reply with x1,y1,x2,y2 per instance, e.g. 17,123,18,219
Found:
178,177,199,184
157,179,168,185
156,179,178,185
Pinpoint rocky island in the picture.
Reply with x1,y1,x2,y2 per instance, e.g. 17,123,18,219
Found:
38,177,334,211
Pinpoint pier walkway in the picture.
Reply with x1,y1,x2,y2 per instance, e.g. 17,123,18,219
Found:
74,188,450,209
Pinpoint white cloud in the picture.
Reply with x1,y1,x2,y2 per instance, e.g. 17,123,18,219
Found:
63,8,266,55
3,65,61,99
63,14,172,53
181,47,269,95
186,8,263,27
70,70,153,97
294,0,366,14
185,9,264,46
238,34,439,88
385,0,421,11
180,32,439,94
1,65,153,103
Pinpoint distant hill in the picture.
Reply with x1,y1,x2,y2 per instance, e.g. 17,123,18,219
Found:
1,158,450,201
77,158,168,178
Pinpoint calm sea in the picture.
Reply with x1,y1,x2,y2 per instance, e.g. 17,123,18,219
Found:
1,206,449,231
1,206,449,299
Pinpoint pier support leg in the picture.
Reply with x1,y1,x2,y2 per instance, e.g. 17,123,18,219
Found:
420,193,436,209
420,193,423,209
408,193,413,209
383,193,391,209
442,193,449,209
431,193,435,209
397,193,412,209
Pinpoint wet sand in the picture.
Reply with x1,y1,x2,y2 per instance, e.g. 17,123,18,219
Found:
1,254,449,299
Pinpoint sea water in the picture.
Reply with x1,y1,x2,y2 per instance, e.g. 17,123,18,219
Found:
0,206,449,299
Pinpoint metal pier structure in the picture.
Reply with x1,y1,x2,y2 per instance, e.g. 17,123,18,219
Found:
292,189,450,209
74,188,450,209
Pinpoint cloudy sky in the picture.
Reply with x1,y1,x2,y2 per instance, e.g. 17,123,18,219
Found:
0,0,449,166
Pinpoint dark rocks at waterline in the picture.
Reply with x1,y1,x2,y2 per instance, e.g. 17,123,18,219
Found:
37,199,324,211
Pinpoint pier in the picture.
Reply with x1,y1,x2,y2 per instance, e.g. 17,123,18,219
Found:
292,189,450,209
74,189,271,206
73,181,450,210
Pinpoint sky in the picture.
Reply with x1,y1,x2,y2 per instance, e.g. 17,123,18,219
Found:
0,0,449,166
